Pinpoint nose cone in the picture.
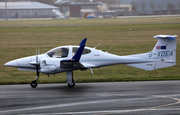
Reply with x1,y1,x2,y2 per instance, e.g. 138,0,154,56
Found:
4,60,17,67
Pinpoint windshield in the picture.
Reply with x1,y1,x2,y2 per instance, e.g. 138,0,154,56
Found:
47,47,69,58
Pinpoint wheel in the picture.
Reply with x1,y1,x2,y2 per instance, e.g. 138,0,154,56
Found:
30,80,38,88
68,79,75,88
68,82,75,88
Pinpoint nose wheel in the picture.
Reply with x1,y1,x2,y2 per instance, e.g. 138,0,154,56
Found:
30,80,38,88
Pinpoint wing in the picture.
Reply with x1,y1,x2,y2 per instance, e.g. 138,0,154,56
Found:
72,38,87,62
60,38,87,69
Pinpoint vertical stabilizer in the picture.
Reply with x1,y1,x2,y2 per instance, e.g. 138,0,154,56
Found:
150,35,177,69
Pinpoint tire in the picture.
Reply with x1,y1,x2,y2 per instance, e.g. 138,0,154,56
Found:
30,80,38,88
68,79,75,88
68,83,75,88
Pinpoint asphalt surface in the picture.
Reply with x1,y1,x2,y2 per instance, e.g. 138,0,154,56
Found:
0,81,180,115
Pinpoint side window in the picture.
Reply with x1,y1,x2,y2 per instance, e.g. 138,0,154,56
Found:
60,48,69,58
72,48,78,57
47,47,69,58
83,48,91,55
72,47,91,56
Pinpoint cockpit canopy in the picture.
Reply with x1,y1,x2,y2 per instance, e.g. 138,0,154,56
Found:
46,46,91,59
47,47,69,58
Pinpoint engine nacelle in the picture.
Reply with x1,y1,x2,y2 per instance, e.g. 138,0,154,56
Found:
40,59,58,74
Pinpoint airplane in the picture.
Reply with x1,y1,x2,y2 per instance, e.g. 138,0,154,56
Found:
4,35,177,88
52,9,66,19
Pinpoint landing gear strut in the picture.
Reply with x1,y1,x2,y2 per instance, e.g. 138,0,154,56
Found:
30,66,39,88
66,71,75,88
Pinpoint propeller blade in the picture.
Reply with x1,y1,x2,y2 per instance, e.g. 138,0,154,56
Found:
35,48,40,80
38,47,40,55
36,49,38,63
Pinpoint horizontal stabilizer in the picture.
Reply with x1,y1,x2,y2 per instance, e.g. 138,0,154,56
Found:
154,35,177,40
126,63,156,71
127,61,175,71
155,62,175,69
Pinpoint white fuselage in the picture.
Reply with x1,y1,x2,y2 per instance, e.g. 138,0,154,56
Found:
5,45,158,74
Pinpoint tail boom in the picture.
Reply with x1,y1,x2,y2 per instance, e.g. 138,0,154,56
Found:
126,35,177,71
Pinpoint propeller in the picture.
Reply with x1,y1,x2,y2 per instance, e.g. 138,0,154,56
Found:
29,48,40,67
35,48,40,80
36,47,40,62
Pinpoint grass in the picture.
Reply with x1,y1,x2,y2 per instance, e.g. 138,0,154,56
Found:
0,15,180,26
0,17,180,85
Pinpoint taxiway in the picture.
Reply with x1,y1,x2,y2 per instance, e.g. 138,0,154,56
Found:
0,81,180,115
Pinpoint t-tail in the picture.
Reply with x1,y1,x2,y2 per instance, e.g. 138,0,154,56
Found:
126,35,177,71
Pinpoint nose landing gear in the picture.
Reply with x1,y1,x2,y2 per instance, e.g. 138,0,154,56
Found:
30,65,39,88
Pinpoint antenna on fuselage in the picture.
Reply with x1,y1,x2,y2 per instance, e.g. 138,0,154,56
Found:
94,43,101,49
38,47,40,55
106,45,115,53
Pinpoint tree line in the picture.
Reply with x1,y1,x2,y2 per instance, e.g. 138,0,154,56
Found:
131,1,180,11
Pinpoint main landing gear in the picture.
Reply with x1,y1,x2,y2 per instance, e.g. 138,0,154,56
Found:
66,71,75,88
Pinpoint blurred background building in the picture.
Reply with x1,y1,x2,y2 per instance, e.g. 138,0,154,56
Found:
0,0,180,19
0,2,58,19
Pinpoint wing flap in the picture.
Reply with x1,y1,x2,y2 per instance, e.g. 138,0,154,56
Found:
60,61,87,69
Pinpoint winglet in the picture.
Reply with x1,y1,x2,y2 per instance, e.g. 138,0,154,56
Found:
79,38,87,46
72,38,87,61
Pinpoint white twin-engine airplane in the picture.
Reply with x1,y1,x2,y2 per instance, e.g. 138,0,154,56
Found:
5,35,177,88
